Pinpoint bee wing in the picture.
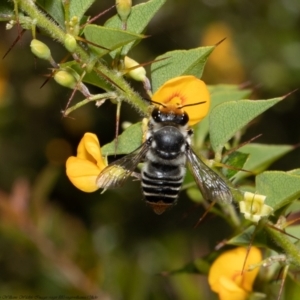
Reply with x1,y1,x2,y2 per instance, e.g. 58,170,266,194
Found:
186,147,233,204
96,142,150,189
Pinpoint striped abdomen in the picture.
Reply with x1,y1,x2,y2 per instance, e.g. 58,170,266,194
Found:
141,162,186,214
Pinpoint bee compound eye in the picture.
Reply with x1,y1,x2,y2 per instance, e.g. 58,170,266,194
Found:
152,107,161,122
179,112,189,125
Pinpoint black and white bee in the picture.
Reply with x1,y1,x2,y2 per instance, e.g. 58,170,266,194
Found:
96,103,232,214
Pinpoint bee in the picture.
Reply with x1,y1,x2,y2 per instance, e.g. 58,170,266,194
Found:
96,102,232,214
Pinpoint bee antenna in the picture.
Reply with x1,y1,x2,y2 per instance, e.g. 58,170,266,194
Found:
145,98,167,108
179,101,206,109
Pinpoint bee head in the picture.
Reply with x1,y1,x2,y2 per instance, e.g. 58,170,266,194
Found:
151,104,189,126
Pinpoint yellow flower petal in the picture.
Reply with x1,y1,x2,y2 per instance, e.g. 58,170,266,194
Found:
217,277,249,300
66,133,107,192
77,133,106,169
66,156,100,192
152,75,210,125
208,247,262,300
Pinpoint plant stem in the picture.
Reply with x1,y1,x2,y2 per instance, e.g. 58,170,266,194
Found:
17,0,148,115
64,92,117,115
265,225,300,267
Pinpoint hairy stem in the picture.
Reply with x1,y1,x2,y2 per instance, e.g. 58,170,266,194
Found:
64,92,117,115
17,0,148,115
265,225,300,267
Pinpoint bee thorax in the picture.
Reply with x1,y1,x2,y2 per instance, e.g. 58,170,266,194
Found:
152,126,185,159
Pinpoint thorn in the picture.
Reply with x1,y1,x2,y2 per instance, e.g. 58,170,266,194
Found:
224,133,263,156
62,85,79,118
81,4,116,28
214,239,227,251
215,37,227,47
268,223,300,241
40,71,56,88
76,36,110,51
93,68,125,92
292,143,300,150
241,243,252,275
240,225,260,275
194,201,216,228
276,265,289,300
238,81,253,89
114,100,122,156
283,88,298,99
215,162,254,175
2,28,26,59
123,56,170,73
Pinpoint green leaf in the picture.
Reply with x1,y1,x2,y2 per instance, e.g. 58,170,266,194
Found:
288,169,300,176
227,225,260,246
105,0,166,55
234,144,294,182
84,24,144,57
286,224,300,240
256,171,300,211
0,1,14,20
69,0,95,22
227,225,284,253
223,151,249,179
101,122,143,156
209,97,284,153
37,0,95,28
61,61,113,91
81,71,113,91
151,46,214,92
37,0,65,27
193,85,251,149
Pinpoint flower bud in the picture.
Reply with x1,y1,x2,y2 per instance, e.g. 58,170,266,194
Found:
69,16,79,27
64,34,77,52
54,70,77,89
68,16,80,36
116,0,132,22
124,56,146,82
30,39,51,60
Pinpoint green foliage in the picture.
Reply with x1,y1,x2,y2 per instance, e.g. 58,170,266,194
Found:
36,0,65,26
68,0,95,22
151,46,215,92
0,2,14,20
105,0,166,55
210,97,284,153
193,84,252,148
1,0,300,299
256,171,300,211
101,122,143,156
223,151,249,179
83,24,145,57
235,143,294,181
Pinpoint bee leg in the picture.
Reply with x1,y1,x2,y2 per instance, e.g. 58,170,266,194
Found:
131,172,142,181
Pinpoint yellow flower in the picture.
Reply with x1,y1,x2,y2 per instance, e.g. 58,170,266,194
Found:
66,133,107,192
152,75,210,126
208,247,262,300
201,22,245,84
239,192,273,223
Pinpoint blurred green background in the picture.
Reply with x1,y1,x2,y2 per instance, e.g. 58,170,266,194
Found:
0,0,300,299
